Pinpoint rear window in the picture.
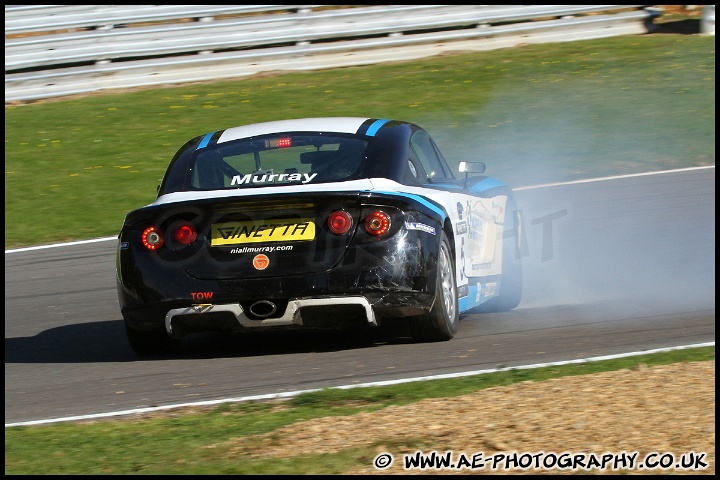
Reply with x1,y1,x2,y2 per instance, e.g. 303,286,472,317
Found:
170,134,368,192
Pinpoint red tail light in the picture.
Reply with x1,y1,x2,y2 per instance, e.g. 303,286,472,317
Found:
364,211,391,236
173,222,197,245
266,137,292,148
327,210,353,235
141,226,164,250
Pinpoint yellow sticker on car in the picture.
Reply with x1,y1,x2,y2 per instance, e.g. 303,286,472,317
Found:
211,219,315,246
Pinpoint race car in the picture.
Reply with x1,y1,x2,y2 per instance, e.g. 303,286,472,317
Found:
116,117,523,355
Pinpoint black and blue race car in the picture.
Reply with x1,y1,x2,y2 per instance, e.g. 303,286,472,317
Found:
116,117,523,355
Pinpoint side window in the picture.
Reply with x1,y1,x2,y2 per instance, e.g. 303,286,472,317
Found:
409,130,449,182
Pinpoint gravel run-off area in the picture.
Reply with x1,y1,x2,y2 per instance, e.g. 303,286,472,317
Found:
223,360,715,475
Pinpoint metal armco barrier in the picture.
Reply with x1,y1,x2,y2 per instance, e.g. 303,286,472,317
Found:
5,5,660,103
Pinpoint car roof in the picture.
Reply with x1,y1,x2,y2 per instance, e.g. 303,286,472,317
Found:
217,117,392,144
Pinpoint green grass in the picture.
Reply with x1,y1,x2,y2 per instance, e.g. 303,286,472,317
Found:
4,33,715,249
4,346,714,474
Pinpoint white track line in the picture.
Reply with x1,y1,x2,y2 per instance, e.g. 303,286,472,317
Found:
5,236,117,254
513,165,715,191
5,342,714,428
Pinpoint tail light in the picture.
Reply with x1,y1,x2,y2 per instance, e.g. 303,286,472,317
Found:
173,222,197,245
141,226,164,250
327,210,353,235
364,211,391,236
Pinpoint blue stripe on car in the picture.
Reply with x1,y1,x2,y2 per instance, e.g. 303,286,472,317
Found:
470,177,507,192
377,191,446,219
197,132,215,149
365,119,390,136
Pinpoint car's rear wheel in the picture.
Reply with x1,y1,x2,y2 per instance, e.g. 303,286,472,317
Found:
409,231,458,342
124,322,182,356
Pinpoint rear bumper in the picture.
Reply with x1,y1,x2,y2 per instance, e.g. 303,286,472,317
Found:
164,296,377,336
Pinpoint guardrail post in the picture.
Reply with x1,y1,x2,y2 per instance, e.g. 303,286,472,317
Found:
701,5,715,35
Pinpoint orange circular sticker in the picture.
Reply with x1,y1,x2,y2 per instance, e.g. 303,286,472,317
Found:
252,254,270,270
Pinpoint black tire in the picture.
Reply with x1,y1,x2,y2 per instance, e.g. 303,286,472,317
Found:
409,231,459,342
475,200,523,313
125,324,182,356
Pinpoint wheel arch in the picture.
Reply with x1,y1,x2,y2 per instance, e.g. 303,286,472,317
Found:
442,216,457,265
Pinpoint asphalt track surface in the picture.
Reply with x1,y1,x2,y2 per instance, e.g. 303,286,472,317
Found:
5,167,715,426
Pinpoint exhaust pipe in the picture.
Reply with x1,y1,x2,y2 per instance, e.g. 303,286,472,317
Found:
249,300,277,318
